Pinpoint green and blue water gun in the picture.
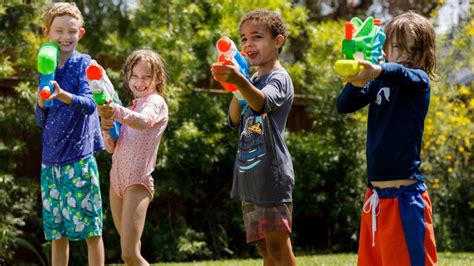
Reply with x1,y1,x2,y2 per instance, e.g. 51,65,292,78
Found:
334,17,386,77
37,42,59,108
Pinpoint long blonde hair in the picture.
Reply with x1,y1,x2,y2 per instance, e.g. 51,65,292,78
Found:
384,11,437,80
122,49,167,97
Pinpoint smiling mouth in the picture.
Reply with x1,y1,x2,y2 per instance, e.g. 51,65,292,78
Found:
246,51,257,59
134,86,148,92
58,41,73,47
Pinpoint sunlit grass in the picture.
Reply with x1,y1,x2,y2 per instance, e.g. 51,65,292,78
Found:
106,252,474,265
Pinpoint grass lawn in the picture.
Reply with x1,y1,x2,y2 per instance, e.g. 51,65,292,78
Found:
107,252,474,265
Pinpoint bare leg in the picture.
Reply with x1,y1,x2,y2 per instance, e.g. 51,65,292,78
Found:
256,240,276,266
52,238,69,266
120,185,151,266
109,188,124,235
264,231,296,266
86,236,104,266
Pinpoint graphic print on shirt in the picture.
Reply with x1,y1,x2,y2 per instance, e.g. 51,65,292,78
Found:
238,113,267,173
375,87,390,105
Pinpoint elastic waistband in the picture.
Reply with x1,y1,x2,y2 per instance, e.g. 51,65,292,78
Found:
370,181,426,198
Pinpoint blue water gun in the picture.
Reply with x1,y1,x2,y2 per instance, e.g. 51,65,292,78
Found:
37,42,59,108
216,36,250,105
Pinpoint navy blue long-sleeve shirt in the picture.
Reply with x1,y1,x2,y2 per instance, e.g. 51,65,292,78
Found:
35,51,104,166
336,63,430,182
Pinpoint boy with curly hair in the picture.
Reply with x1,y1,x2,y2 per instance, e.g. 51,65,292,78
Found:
212,9,296,266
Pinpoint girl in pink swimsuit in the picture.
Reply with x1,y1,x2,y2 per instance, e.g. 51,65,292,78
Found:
97,49,168,265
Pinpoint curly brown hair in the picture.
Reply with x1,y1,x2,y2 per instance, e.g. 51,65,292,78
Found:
384,11,437,80
239,9,288,53
122,49,167,97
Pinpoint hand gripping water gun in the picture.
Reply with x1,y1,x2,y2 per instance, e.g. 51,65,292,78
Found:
37,42,59,108
86,61,122,140
216,36,250,105
334,17,386,77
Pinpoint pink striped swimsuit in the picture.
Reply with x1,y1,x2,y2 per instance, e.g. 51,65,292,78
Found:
104,92,168,198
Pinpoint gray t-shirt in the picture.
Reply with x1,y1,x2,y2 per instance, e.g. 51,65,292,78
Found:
230,67,294,206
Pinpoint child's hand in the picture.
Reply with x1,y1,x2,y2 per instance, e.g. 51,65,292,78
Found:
38,81,61,103
342,60,382,88
38,81,62,108
45,81,61,100
97,100,115,119
211,57,245,86
100,117,114,131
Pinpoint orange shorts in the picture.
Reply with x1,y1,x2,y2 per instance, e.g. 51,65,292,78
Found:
358,182,437,266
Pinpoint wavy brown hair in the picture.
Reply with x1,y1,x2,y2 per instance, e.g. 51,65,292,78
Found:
384,11,438,80
122,48,167,97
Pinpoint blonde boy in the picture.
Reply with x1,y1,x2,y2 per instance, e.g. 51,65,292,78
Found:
36,2,105,265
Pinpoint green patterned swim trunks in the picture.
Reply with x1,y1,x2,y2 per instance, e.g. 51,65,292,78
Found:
41,156,102,241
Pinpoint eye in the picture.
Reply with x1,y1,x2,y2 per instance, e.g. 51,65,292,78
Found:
241,38,247,43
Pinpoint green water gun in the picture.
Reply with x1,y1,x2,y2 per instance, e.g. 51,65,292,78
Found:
86,61,123,140
37,42,59,108
334,17,386,77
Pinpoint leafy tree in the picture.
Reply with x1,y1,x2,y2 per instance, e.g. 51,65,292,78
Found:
423,16,474,251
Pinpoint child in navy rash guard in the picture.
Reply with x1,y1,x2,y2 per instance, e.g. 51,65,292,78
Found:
336,11,438,266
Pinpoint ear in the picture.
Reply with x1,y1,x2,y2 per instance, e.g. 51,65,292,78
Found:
275,34,285,50
78,27,86,40
43,28,49,37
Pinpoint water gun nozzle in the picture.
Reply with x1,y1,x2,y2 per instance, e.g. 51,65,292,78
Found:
86,65,103,81
217,37,232,53
39,87,52,99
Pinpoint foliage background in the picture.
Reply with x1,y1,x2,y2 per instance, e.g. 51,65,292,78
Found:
0,0,472,264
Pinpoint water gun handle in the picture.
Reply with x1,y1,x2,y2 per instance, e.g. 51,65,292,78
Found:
39,76,54,108
217,55,247,105
108,121,121,140
334,60,364,77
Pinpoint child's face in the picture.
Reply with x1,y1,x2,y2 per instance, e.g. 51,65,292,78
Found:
128,60,158,98
240,21,283,68
386,35,415,65
45,15,84,55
